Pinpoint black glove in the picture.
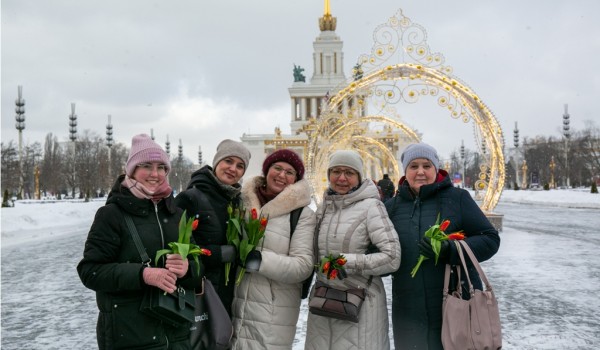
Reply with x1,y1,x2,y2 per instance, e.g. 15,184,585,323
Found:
418,236,450,261
244,250,262,272
220,245,237,263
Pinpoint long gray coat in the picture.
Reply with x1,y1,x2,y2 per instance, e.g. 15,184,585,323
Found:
304,180,401,350
231,177,316,350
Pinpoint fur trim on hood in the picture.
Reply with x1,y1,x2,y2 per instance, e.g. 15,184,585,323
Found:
241,176,312,218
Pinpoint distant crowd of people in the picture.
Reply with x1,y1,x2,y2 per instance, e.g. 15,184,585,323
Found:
78,134,500,350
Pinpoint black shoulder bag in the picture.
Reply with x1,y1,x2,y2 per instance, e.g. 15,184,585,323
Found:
123,213,196,327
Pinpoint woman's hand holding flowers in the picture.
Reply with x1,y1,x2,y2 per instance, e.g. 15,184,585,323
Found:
165,254,189,278
418,236,450,260
143,267,177,294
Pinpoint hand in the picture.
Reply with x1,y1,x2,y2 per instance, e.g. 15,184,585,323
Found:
165,254,189,278
244,250,262,272
418,236,450,261
221,245,237,263
143,267,177,294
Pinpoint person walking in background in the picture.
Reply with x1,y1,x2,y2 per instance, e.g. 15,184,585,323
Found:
174,139,251,317
385,142,500,350
231,149,315,350
377,174,395,202
77,134,201,350
305,150,401,350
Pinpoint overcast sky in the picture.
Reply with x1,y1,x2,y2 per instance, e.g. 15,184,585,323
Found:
2,0,599,165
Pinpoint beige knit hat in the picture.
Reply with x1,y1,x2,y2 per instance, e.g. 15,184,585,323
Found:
212,139,251,170
328,150,364,181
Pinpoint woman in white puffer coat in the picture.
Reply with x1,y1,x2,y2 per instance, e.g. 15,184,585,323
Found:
304,150,401,350
231,149,316,350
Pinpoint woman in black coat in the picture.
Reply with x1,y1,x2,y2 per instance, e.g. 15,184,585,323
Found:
78,134,201,350
174,139,251,316
386,142,500,350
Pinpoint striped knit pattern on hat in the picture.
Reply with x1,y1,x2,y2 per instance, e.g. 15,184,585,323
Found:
401,142,440,173
262,149,305,180
328,150,364,181
126,134,171,176
212,139,251,170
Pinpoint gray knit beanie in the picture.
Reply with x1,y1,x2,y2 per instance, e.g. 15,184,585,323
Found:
328,150,364,181
126,134,171,176
212,139,251,170
401,142,439,173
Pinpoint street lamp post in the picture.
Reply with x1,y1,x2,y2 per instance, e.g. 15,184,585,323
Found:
549,156,556,189
460,140,466,188
562,104,571,188
15,86,26,199
106,115,114,182
68,103,78,198
513,122,520,189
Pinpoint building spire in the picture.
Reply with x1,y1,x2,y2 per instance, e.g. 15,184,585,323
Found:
319,0,336,31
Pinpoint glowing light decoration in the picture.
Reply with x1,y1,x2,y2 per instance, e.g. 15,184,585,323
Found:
306,9,505,212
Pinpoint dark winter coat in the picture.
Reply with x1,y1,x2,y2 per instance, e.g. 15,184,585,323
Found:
385,170,500,350
77,175,200,350
377,175,395,201
174,165,242,316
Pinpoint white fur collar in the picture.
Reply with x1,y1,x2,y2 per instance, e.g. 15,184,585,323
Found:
241,176,312,218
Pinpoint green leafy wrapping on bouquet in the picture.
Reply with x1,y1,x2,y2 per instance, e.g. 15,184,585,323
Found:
235,208,268,285
225,204,244,286
155,210,211,273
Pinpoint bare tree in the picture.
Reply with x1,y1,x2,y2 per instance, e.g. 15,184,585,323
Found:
1,141,20,196
41,133,64,198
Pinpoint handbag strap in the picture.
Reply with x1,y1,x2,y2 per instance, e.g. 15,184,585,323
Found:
123,213,152,267
457,240,493,292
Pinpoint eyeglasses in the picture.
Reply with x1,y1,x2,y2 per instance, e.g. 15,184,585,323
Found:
330,168,358,179
271,165,297,178
136,163,167,174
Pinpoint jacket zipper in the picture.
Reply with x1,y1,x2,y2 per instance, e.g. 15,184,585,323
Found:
154,203,165,265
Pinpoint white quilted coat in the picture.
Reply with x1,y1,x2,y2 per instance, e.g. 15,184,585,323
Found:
231,177,316,350
304,179,401,350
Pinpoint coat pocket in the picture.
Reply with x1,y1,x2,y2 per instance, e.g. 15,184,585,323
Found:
110,296,166,349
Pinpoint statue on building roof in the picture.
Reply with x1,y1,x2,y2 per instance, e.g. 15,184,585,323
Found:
293,64,306,82
353,63,364,81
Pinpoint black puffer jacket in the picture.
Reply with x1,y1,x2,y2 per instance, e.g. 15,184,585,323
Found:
77,175,200,350
174,165,242,316
385,170,500,350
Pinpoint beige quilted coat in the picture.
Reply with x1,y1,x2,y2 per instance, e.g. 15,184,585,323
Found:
304,179,401,350
231,177,316,350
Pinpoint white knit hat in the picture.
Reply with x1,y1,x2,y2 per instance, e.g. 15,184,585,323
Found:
328,150,364,181
126,134,171,176
212,139,251,170
401,143,440,173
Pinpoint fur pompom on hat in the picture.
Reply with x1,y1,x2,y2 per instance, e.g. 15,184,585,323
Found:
328,150,364,181
212,139,251,170
401,142,440,173
262,149,305,180
126,134,171,176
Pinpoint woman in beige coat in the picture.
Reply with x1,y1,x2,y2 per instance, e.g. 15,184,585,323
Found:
305,150,401,350
231,149,316,350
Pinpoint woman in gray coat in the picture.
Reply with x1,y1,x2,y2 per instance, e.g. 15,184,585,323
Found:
231,149,316,350
304,150,401,350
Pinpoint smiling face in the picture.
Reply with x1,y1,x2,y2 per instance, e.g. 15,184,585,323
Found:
132,162,168,192
265,161,297,195
214,156,246,185
328,166,360,195
405,158,437,194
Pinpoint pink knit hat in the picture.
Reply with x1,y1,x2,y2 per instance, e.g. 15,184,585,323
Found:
262,149,305,180
126,134,171,176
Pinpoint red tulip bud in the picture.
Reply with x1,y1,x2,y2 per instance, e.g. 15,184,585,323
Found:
336,258,347,266
448,232,465,240
329,269,338,280
323,261,330,273
439,220,450,232
251,208,258,220
201,248,212,256
260,217,268,228
191,219,199,231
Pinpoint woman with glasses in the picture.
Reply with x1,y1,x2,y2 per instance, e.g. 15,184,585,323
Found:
78,134,201,349
304,150,401,350
230,149,315,350
174,139,251,318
